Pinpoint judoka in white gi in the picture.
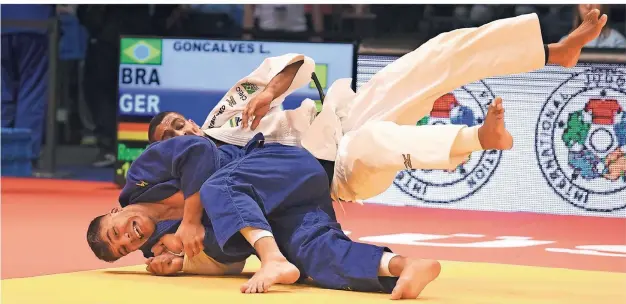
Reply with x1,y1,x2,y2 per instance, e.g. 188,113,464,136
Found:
147,11,607,203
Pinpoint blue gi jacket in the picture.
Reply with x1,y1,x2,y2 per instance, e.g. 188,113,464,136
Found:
119,135,247,206
118,134,263,262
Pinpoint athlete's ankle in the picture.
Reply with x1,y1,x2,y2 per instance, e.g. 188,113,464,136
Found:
545,42,563,65
261,253,289,264
253,236,287,263
388,255,407,277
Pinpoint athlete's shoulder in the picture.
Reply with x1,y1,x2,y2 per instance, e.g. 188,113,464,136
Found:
148,135,213,149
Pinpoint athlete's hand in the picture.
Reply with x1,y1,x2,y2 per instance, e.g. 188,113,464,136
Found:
175,221,205,258
146,253,183,276
151,234,184,256
241,90,274,130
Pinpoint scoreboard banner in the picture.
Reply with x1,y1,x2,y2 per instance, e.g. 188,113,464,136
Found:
357,54,626,218
115,37,355,186
118,38,355,121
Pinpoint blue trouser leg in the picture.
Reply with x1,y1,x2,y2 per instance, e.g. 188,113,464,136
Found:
198,142,398,292
199,174,274,255
199,144,330,255
14,33,48,160
199,177,398,292
2,35,17,127
270,203,398,293
1,33,48,159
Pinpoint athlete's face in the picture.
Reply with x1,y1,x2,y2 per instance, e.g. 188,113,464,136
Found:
98,207,156,259
152,113,203,142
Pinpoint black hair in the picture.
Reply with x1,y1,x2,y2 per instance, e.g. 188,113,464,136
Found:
147,111,179,143
86,215,118,263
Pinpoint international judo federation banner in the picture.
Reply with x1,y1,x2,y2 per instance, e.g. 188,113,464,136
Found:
357,55,626,218
114,37,355,186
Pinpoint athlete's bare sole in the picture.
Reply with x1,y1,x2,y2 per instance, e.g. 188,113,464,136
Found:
478,97,513,150
240,258,300,293
390,259,441,300
548,9,608,68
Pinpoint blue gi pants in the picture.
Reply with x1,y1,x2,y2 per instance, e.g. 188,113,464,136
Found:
1,33,48,160
199,141,398,293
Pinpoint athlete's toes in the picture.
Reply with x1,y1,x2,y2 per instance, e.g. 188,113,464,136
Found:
585,8,600,22
253,279,264,293
390,286,403,300
247,282,257,294
240,283,249,293
243,278,258,293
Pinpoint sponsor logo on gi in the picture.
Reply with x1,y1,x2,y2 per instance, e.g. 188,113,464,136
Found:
229,116,242,127
208,105,227,128
242,82,259,94
120,38,162,65
394,82,502,204
235,87,248,101
535,66,626,212
136,181,149,187
226,95,237,107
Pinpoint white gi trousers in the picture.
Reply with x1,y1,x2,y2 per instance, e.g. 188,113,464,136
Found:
301,13,546,202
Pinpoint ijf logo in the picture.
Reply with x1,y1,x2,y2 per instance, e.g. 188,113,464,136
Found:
535,66,626,212
394,82,503,204
121,38,162,65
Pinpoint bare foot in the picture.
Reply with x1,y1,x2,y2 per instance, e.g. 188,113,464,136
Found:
548,9,608,68
478,97,513,151
390,259,441,300
240,258,300,293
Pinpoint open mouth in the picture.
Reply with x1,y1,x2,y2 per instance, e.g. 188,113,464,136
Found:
132,220,144,240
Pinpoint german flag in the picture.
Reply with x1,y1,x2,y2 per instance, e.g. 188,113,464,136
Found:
117,122,149,141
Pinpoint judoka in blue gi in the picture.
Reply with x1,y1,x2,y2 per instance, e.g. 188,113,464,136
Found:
86,134,441,299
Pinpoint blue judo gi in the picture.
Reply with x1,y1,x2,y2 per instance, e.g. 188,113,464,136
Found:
1,5,54,160
119,134,398,293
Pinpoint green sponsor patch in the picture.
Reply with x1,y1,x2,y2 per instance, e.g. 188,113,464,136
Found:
242,82,260,94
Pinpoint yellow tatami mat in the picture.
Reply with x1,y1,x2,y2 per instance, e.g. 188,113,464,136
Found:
2,258,625,304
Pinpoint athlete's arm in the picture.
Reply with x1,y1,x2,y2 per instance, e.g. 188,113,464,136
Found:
168,137,220,258
145,252,246,276
177,192,205,258
182,255,246,276
264,60,305,99
158,191,184,207
241,60,304,130
118,136,220,206
147,233,246,276
202,54,314,130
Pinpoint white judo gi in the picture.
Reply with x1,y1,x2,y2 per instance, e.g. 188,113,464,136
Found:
201,13,546,202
